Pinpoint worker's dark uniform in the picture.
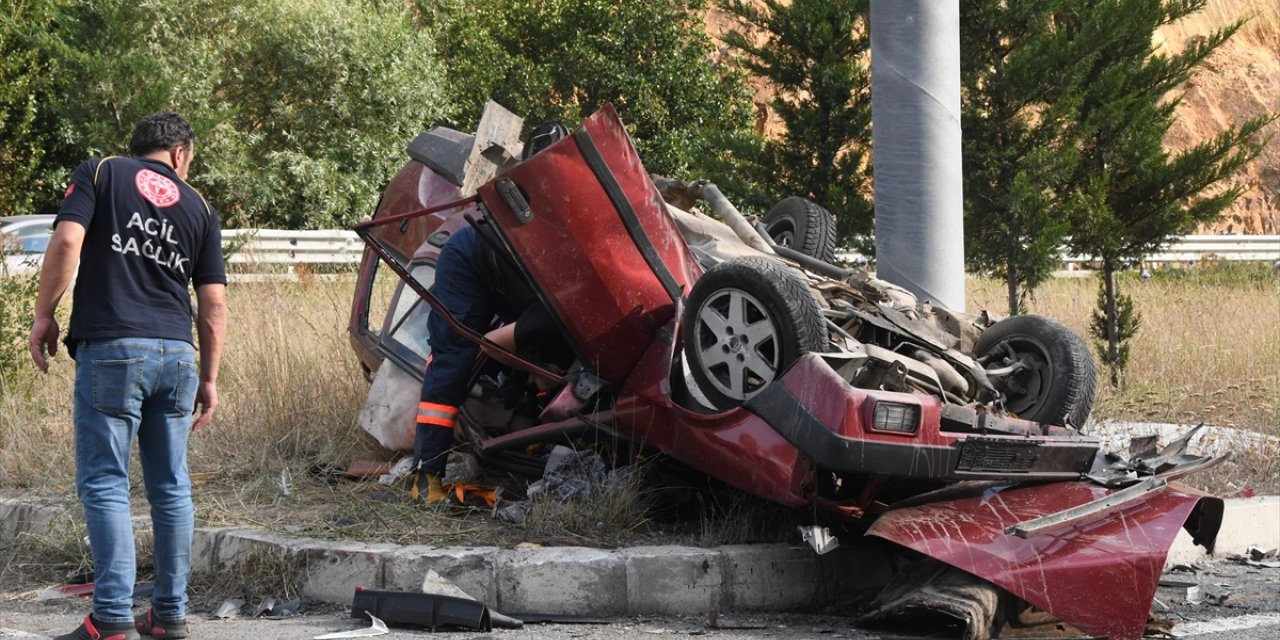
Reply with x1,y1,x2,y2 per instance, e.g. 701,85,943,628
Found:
412,223,555,477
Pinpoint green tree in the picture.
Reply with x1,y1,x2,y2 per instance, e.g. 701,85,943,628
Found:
1088,274,1140,380
0,0,60,217
1,0,454,229
1053,0,1272,386
203,0,452,228
429,0,756,180
960,0,1078,315
718,0,874,244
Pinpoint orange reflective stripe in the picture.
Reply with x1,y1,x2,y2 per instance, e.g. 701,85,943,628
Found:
417,414,456,428
419,402,458,415
416,402,458,428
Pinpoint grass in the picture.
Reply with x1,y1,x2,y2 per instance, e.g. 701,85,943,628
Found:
0,274,370,490
1,263,1277,590
1158,0,1280,49
0,511,91,590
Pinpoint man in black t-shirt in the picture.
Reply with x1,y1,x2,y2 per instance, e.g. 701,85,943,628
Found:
30,112,226,640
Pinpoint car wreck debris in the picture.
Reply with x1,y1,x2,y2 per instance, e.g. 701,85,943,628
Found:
349,587,522,632
349,102,1228,640
798,525,839,555
315,611,388,639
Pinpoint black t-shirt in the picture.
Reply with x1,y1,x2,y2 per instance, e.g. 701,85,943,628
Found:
56,156,227,350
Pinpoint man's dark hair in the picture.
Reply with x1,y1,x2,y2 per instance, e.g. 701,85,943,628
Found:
128,111,195,156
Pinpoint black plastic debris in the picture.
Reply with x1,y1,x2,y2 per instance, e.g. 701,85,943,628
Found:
350,587,523,631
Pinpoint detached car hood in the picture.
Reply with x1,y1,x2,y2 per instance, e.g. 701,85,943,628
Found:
868,480,1223,639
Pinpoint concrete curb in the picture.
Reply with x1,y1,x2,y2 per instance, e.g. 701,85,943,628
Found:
0,499,65,542
1166,496,1280,566
191,528,888,615
5,495,1277,614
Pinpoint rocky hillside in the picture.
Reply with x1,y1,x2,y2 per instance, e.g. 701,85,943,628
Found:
706,1,1279,234
1159,0,1279,234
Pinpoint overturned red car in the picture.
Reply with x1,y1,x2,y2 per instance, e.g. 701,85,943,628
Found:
350,103,1224,639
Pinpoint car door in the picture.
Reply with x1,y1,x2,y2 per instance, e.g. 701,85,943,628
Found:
478,104,703,386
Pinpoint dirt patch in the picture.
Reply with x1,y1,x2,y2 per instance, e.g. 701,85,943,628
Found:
1163,35,1280,234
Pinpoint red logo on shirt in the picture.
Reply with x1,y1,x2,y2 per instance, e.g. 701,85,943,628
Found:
135,169,181,208
65,183,75,198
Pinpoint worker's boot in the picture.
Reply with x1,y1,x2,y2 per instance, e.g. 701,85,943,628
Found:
412,471,447,504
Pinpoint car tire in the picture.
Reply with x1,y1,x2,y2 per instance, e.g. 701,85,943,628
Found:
762,196,838,263
683,256,827,410
974,315,1097,429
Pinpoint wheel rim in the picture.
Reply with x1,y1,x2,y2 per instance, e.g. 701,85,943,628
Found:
988,338,1053,417
693,288,782,401
766,220,796,249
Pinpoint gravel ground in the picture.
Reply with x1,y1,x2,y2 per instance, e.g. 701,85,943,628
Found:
2,559,1278,639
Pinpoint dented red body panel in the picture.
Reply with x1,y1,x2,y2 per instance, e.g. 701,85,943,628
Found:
868,482,1223,640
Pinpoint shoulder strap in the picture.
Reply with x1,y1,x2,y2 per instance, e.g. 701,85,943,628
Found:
92,156,120,186
186,185,213,217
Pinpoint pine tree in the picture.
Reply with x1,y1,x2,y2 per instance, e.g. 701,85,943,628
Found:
960,0,1079,315
1052,0,1272,387
718,0,874,245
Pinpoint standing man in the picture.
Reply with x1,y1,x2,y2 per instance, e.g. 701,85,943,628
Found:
30,111,227,640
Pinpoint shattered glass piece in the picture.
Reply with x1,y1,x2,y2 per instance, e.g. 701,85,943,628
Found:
266,598,302,619
314,613,389,639
798,525,839,555
210,598,245,619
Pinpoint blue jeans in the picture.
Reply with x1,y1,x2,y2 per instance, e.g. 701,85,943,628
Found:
74,338,198,623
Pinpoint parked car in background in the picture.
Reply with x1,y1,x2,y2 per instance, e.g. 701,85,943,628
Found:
1,214,55,276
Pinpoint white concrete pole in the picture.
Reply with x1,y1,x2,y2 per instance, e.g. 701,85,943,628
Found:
869,0,966,311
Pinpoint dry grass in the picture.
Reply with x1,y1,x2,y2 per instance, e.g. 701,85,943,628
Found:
1159,0,1280,49
0,511,91,588
190,275,369,478
1,273,374,497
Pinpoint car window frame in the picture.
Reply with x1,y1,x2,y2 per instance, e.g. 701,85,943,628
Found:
376,259,437,378
13,222,53,254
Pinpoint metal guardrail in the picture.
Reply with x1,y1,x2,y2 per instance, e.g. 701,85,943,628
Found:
5,230,1277,279
222,229,363,266
1061,235,1280,265
836,234,1280,269
122,229,1280,269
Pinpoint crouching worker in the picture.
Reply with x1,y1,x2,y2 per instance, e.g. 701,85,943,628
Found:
411,221,566,503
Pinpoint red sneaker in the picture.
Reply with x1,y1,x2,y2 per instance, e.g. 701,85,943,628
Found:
134,609,190,639
53,614,140,640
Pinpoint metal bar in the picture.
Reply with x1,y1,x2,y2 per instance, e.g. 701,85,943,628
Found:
354,213,566,384
1005,476,1169,539
689,182,775,254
